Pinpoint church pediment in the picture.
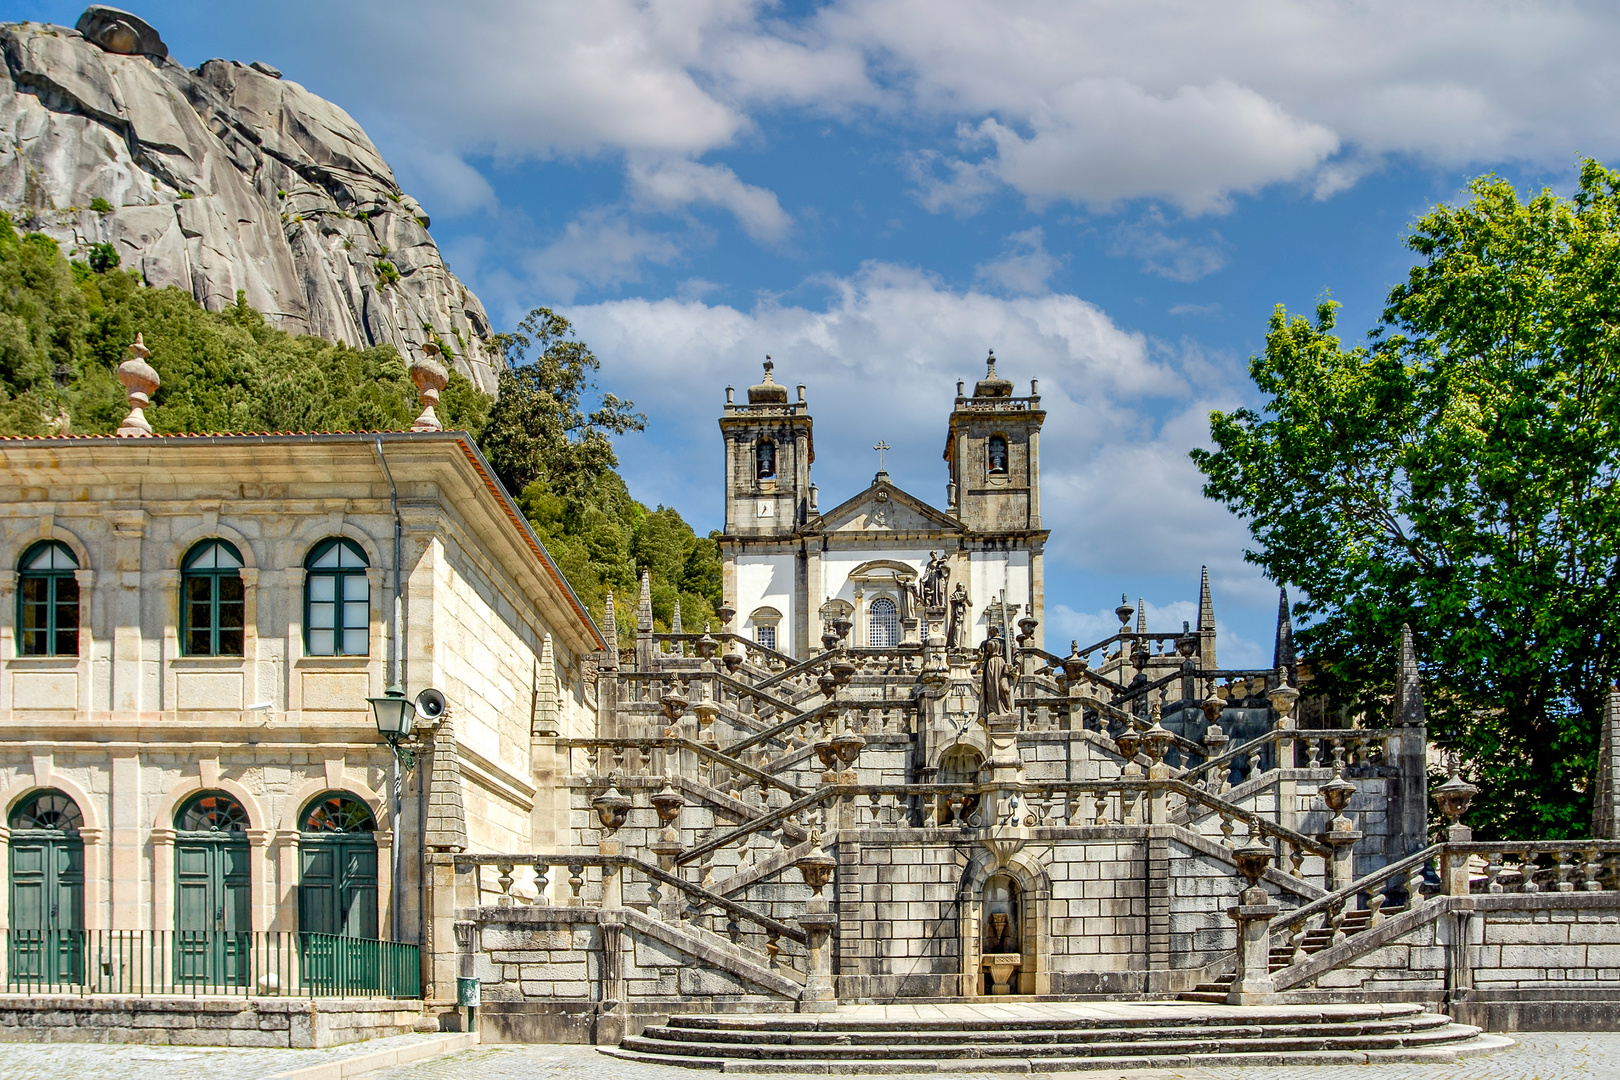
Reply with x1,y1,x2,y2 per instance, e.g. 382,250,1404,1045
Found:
811,479,964,535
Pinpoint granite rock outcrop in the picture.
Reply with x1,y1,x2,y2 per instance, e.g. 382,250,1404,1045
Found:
0,10,499,391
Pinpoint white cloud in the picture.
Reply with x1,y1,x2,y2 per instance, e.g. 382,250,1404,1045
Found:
514,210,686,305
1108,210,1230,282
1169,303,1221,317
264,0,1620,224
975,228,1062,294
966,79,1338,216
627,158,792,243
566,261,1257,593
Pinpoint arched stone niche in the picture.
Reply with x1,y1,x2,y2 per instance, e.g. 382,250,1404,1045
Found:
958,849,1050,997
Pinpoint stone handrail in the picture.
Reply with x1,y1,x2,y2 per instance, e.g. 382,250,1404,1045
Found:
454,851,809,947
1180,726,1393,789
1168,780,1333,859
721,700,838,758
562,737,809,798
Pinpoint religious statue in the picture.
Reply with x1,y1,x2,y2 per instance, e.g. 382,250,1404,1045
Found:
921,551,949,608
979,626,1013,718
945,581,970,649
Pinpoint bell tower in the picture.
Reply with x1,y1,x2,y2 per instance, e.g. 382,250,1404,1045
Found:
720,360,814,537
944,351,1044,533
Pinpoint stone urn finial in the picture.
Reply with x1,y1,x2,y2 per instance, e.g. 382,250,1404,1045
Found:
116,333,159,437
409,341,450,432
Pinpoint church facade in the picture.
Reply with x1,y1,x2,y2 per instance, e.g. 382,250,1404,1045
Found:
720,355,1048,659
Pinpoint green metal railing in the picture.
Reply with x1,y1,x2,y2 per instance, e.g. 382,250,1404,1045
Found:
4,929,420,998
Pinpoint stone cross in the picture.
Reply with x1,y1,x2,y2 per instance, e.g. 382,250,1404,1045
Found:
873,440,890,472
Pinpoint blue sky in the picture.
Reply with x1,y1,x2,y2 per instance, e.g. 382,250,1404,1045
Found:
12,0,1620,664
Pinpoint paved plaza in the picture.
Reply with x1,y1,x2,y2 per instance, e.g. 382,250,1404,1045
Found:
0,1031,1616,1080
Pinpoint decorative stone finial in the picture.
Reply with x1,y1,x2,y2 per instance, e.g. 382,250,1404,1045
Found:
409,341,450,432
116,333,159,437
748,355,788,404
973,348,1014,398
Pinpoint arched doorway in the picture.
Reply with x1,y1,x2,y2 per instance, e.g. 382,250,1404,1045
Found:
7,789,85,986
174,791,250,987
298,793,379,990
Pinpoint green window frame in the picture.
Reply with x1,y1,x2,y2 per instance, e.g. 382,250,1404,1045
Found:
17,541,80,657
181,540,245,657
304,538,370,656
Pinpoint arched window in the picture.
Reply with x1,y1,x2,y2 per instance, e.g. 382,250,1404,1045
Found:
304,539,369,656
868,596,899,648
298,794,378,943
17,541,79,657
176,791,249,833
8,789,85,985
181,540,245,656
9,789,83,832
987,435,1009,474
756,439,776,480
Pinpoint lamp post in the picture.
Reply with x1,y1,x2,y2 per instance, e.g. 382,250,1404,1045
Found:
368,685,420,768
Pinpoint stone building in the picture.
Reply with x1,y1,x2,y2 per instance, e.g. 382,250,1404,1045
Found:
0,417,600,1022
722,355,1047,658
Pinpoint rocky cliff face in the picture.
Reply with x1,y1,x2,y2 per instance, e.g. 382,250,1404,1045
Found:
0,13,500,392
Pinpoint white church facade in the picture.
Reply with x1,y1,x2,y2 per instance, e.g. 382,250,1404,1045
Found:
719,355,1048,658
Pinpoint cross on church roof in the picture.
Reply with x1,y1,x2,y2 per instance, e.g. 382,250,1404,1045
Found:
873,440,890,473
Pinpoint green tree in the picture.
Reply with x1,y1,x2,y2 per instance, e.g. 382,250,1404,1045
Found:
482,307,645,498
1193,160,1620,840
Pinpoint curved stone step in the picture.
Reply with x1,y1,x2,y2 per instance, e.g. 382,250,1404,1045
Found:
640,1014,1453,1049
666,1002,1427,1033
603,1032,1515,1073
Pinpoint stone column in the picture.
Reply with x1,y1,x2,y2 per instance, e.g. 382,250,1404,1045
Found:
798,911,838,1012
1227,897,1282,1005
151,827,176,932
247,828,272,933
595,911,626,1045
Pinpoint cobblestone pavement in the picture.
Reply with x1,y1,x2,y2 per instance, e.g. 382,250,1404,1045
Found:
368,1033,1620,1080
0,1031,446,1080
1,1031,1613,1080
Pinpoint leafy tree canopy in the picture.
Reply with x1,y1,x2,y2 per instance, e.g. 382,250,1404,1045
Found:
1193,160,1620,840
0,215,719,638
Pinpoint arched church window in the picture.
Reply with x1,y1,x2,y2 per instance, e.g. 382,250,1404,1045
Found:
868,597,899,648
756,439,776,480
987,435,1009,474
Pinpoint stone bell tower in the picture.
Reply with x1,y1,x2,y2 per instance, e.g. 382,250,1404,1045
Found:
944,351,1044,533
721,360,815,537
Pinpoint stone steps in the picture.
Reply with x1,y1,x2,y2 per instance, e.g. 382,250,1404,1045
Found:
1179,907,1400,1003
603,1003,1511,1072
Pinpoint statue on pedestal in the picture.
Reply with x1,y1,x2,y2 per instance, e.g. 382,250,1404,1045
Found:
979,626,1013,718
922,551,950,609
946,582,970,649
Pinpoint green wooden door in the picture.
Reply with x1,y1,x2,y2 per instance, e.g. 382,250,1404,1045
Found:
7,791,85,988
175,836,250,986
298,794,379,992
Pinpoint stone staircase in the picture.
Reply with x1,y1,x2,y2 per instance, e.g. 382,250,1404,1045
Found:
1180,905,1397,1003
603,1002,1509,1072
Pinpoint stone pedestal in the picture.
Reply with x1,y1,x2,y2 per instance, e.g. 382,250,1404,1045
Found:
797,909,838,1012
1441,823,1474,895
1321,828,1362,893
982,953,1023,995
1226,897,1281,1005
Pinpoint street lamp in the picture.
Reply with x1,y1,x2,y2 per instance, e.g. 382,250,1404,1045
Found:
368,685,442,771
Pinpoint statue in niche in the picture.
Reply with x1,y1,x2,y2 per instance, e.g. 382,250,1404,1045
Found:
979,626,1013,718
946,582,970,649
921,551,949,608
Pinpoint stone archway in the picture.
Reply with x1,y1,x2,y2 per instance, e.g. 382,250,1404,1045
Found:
957,849,1050,997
